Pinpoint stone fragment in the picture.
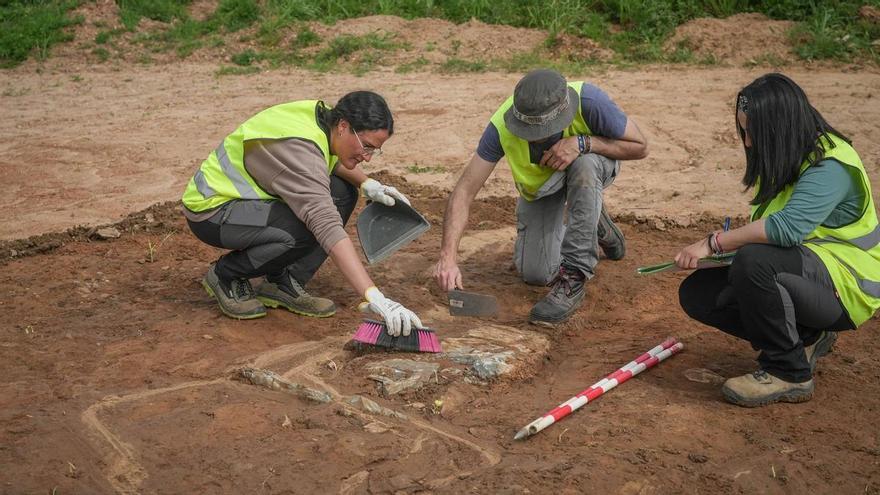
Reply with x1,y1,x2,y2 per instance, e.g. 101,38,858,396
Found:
95,227,121,240
367,359,439,395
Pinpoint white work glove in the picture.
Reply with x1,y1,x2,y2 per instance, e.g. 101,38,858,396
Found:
360,178,411,207
359,286,423,337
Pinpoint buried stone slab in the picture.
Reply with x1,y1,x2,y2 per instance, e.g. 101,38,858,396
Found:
364,325,549,392
367,359,440,395
443,324,549,381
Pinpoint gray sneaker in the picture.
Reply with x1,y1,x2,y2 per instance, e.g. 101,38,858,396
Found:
257,271,336,318
528,266,586,327
804,331,837,373
202,264,267,320
597,204,625,261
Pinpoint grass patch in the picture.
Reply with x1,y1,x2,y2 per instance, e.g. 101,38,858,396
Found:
396,56,429,73
439,57,488,73
127,0,260,56
231,49,260,66
0,0,82,68
216,64,260,76
294,32,405,74
406,164,447,174
117,0,190,31
291,25,320,48
92,46,111,61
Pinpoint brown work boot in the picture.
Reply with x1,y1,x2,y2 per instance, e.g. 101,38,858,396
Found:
202,264,267,320
528,265,586,328
722,370,814,407
597,204,626,260
257,271,336,318
804,331,837,373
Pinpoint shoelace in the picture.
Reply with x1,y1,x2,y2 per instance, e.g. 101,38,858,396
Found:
548,269,579,297
231,279,255,300
287,276,310,297
752,370,770,381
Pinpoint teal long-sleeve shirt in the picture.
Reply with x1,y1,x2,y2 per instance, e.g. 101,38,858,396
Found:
765,159,865,247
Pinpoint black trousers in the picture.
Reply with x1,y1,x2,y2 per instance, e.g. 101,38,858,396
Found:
678,244,854,383
187,175,358,285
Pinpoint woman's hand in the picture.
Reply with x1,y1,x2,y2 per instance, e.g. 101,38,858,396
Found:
674,235,714,269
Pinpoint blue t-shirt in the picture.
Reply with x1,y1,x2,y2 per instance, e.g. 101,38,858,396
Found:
476,82,628,163
765,159,865,246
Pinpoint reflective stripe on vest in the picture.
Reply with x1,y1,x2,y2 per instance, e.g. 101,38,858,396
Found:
751,134,880,325
489,82,591,201
215,141,261,200
182,100,337,212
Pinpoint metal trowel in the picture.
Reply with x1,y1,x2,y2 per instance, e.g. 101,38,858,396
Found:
448,289,498,317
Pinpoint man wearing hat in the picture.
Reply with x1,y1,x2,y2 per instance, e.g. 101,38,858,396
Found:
433,69,648,326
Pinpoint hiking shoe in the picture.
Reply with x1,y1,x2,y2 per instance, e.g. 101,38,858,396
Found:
597,204,626,260
257,271,336,318
528,266,586,327
722,370,814,407
804,331,837,373
202,264,267,320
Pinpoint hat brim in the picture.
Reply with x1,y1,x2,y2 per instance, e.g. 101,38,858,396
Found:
503,86,578,141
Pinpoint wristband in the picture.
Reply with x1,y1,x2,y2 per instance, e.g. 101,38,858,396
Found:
586,135,593,154
707,232,723,255
714,232,725,254
577,135,586,154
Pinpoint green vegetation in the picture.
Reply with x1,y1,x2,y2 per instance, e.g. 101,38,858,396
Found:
117,0,189,30
2,0,877,69
396,56,429,73
406,164,447,174
219,31,405,76
439,57,487,73
0,1,82,68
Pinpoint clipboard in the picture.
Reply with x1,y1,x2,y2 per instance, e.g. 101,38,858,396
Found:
636,252,736,275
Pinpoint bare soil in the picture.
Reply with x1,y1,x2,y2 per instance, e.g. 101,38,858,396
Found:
2,7,880,495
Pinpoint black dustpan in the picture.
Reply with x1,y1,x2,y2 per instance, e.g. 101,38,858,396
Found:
356,200,430,264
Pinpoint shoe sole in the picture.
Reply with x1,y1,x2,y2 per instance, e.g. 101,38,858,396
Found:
808,332,838,373
722,385,814,408
257,296,336,318
202,280,267,320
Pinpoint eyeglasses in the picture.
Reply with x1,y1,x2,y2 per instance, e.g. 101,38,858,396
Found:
352,130,383,158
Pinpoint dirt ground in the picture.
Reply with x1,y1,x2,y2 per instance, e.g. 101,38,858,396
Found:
2,8,880,495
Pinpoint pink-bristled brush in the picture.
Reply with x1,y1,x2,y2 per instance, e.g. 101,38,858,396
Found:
352,319,442,353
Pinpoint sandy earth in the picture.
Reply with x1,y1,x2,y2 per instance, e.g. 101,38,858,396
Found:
2,8,880,495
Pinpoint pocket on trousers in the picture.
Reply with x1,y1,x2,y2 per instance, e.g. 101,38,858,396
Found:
220,200,275,227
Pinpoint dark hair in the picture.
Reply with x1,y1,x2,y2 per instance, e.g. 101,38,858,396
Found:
317,90,394,135
737,73,850,205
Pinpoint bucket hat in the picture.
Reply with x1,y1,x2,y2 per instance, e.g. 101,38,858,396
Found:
503,69,578,141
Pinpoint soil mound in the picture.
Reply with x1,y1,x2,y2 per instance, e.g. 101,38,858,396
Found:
666,13,796,65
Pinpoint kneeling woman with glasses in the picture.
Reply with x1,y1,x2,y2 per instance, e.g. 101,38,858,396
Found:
182,91,424,337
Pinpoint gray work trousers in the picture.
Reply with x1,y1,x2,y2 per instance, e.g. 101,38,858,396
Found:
187,175,358,285
514,153,619,285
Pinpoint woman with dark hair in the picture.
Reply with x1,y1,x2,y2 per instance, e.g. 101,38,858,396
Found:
181,91,424,337
675,73,880,407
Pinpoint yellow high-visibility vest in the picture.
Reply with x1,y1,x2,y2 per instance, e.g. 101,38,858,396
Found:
182,100,338,212
489,82,590,201
751,134,880,325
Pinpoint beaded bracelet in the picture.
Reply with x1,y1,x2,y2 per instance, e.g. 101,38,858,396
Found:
577,135,586,154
